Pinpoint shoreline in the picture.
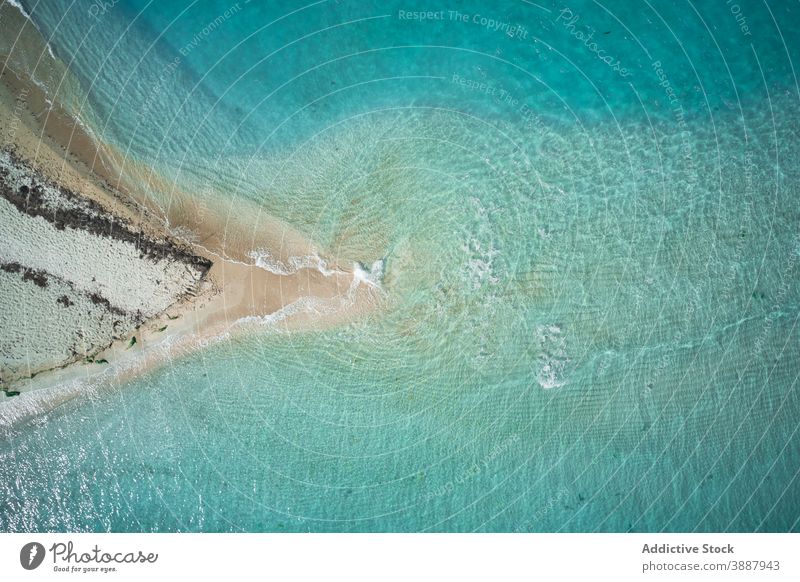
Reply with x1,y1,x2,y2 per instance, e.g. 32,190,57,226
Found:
0,43,379,418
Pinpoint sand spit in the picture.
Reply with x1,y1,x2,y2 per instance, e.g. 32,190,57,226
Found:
0,26,378,413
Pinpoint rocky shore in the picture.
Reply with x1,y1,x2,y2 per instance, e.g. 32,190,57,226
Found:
0,9,377,413
0,149,212,390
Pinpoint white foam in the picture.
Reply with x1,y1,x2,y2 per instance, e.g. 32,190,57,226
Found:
537,360,568,390
0,375,98,431
353,259,384,288
235,296,324,329
534,324,570,390
7,0,32,20
249,248,335,277
6,0,58,65
462,221,502,290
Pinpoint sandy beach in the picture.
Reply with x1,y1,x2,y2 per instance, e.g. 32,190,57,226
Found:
0,16,378,412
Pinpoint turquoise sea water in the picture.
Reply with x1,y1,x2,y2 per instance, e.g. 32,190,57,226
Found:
1,0,800,531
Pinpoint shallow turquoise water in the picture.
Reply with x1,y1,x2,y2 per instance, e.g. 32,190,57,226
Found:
1,0,799,531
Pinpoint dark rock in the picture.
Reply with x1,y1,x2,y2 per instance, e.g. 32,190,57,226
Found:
0,149,213,278
56,295,74,307
21,268,48,287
